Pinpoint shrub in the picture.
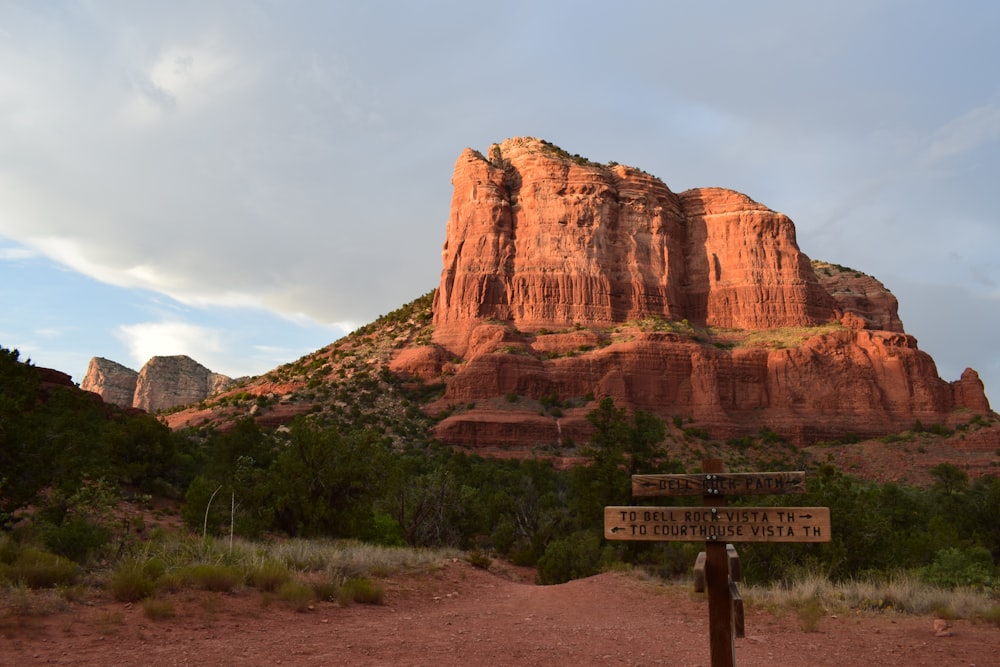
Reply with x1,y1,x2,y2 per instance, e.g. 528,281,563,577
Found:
277,580,315,611
920,546,995,589
536,531,605,585
465,550,492,570
41,516,111,564
6,547,80,589
108,559,158,602
182,564,243,592
311,580,340,602
978,604,1000,628
248,559,291,592
366,512,406,547
0,533,21,565
338,577,384,605
796,597,825,632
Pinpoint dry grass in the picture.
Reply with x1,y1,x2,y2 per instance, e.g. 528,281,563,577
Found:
262,538,455,582
2,533,457,622
743,572,998,620
0,585,69,617
722,323,845,350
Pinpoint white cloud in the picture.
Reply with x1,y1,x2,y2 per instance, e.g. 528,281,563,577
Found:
122,38,252,126
923,104,1000,165
33,327,64,339
19,234,267,311
27,236,146,290
117,321,224,370
0,246,36,260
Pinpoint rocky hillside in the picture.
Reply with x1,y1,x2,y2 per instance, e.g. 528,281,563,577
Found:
82,355,233,412
163,137,995,480
164,294,439,450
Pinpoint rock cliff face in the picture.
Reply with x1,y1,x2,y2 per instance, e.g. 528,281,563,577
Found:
421,138,991,448
81,357,139,408
82,355,231,413
433,137,837,356
134,356,231,413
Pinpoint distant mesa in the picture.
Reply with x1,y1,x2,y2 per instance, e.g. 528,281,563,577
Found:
82,355,233,413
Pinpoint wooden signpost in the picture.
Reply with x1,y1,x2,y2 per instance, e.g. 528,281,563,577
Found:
605,460,831,667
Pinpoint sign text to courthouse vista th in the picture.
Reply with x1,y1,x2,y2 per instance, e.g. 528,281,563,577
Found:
604,506,831,543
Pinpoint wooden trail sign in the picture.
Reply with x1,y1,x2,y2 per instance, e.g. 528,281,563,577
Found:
632,471,806,497
604,460,832,667
604,506,831,543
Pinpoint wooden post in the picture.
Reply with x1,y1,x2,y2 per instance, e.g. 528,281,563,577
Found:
693,551,707,592
730,580,745,639
703,458,735,667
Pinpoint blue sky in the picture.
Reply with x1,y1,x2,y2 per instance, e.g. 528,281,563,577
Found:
0,1,997,403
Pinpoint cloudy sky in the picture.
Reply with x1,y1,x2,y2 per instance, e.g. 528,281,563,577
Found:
1,1,997,403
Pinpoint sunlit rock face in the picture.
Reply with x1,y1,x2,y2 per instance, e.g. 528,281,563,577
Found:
83,355,231,412
432,137,837,356
424,138,990,450
81,357,138,408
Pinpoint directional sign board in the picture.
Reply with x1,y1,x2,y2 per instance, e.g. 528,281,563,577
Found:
632,472,806,497
605,506,831,543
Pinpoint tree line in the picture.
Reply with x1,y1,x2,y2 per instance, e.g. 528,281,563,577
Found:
1,346,997,587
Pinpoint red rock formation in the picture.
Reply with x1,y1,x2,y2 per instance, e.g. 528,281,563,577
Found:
433,137,837,357
425,138,991,449
812,261,903,332
429,326,980,447
952,368,991,413
679,188,836,329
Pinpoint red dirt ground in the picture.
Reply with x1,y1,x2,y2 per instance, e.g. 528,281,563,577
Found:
2,559,997,667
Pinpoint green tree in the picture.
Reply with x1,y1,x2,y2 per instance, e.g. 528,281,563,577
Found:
930,463,969,496
570,398,670,527
268,419,391,537
536,530,606,584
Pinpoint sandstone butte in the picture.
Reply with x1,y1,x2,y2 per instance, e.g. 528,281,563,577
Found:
82,355,232,413
387,137,991,450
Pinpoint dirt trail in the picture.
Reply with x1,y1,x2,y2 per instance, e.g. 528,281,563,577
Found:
2,560,997,666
